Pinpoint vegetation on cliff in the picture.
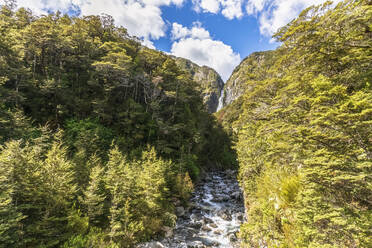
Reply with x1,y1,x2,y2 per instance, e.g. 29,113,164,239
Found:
0,3,235,247
218,0,371,247
173,56,224,113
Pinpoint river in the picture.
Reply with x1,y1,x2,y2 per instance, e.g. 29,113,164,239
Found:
140,170,245,248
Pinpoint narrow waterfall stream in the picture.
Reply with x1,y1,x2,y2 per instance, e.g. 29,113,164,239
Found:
216,89,225,112
140,170,245,248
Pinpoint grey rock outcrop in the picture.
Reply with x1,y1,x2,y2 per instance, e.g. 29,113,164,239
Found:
172,56,224,113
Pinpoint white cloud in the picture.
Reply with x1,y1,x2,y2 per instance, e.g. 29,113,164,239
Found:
0,0,185,47
200,0,220,13
191,0,341,34
170,23,240,81
245,0,266,15
245,0,342,36
171,22,210,40
221,0,243,19
76,0,167,41
193,0,243,19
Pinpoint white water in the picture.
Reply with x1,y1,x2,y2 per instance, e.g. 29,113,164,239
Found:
140,171,245,248
216,89,224,112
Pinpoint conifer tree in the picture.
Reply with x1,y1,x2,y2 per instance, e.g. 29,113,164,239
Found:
83,156,108,227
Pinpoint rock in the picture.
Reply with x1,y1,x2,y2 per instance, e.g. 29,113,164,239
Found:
213,229,222,235
176,206,185,217
225,169,235,177
236,213,244,221
199,237,220,247
209,223,217,228
189,221,202,229
187,203,196,212
190,212,203,221
141,241,164,248
228,233,238,242
217,209,232,221
202,217,213,224
161,226,173,238
173,56,224,113
187,241,205,248
201,225,212,232
231,191,242,201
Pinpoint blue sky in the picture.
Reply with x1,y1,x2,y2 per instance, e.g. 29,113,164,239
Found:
155,1,277,59
2,0,338,81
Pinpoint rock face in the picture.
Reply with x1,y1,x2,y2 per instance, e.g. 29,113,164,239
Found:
220,50,276,108
137,171,245,248
173,56,224,113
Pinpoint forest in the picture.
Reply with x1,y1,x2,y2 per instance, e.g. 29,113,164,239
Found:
0,1,235,247
216,0,371,247
0,0,371,247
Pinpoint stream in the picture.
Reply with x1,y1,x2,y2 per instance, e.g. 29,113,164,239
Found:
139,170,245,248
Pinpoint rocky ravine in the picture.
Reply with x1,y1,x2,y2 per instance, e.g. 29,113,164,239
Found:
139,170,245,248
172,56,224,113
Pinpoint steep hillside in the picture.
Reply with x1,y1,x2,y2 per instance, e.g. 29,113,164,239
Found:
173,56,224,113
0,4,236,247
220,50,276,107
218,1,372,247
216,50,280,134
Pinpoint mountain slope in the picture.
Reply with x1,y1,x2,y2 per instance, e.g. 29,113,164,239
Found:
173,56,224,113
217,1,372,247
220,50,276,108
0,4,236,247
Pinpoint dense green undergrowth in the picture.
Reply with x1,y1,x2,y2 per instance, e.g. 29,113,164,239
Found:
0,3,236,247
217,1,371,247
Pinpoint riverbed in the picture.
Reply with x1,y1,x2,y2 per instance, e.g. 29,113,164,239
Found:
140,170,245,248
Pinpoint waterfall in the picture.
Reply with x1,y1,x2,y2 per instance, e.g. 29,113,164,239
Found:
216,89,224,112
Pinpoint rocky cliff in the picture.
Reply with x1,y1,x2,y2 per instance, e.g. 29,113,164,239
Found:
173,56,224,113
220,50,276,108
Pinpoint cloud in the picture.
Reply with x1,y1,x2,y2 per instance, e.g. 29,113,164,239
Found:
193,0,243,19
245,0,266,15
171,22,210,40
245,0,342,36
170,23,241,81
200,0,220,13
0,0,185,47
191,0,341,34
220,0,243,19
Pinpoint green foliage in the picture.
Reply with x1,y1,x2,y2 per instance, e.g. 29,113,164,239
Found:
229,1,372,247
0,2,234,247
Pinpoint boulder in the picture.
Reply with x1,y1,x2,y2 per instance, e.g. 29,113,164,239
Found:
201,225,212,232
176,206,185,217
161,226,173,238
217,209,232,221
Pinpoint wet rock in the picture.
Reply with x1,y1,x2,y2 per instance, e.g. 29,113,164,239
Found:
209,223,217,228
189,221,202,229
228,233,238,242
187,241,205,248
236,213,244,221
199,237,220,247
217,209,232,221
140,241,164,248
231,191,242,201
176,206,185,217
201,225,212,232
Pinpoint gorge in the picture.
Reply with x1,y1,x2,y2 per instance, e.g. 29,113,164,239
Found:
0,1,371,248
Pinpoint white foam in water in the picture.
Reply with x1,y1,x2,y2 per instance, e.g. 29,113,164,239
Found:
139,171,245,248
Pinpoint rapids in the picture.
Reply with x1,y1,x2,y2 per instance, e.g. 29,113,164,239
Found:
140,170,245,248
